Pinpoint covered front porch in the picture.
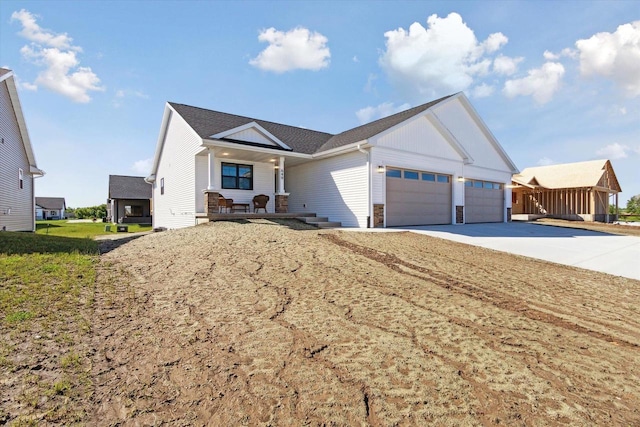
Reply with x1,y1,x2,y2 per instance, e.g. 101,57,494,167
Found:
195,141,312,218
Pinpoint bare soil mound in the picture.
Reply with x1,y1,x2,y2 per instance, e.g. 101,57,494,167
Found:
92,220,640,425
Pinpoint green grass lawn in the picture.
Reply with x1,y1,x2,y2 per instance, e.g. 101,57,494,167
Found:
36,220,152,239
0,224,112,424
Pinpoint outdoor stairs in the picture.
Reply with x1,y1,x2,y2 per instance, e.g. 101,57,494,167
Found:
296,215,342,229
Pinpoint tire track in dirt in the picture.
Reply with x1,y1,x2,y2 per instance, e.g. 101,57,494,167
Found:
321,233,639,349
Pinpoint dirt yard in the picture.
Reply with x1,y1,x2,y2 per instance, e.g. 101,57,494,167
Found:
91,220,640,426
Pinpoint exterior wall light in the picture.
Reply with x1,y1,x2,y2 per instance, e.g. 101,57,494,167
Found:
457,176,465,182
377,165,385,173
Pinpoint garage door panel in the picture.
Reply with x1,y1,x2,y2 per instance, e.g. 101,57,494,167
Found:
386,170,452,226
465,187,503,223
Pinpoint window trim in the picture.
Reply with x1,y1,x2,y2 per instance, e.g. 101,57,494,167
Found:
160,178,164,195
221,162,254,190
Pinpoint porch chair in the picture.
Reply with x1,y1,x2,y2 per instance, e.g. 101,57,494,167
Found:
252,194,269,213
218,195,233,213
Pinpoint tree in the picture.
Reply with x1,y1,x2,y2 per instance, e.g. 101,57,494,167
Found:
74,204,107,219
627,194,640,215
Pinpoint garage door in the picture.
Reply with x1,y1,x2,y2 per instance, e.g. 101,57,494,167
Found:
386,168,452,226
464,180,504,223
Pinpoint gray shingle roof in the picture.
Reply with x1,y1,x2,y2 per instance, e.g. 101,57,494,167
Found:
0,68,11,77
168,94,455,155
108,175,152,199
35,197,66,210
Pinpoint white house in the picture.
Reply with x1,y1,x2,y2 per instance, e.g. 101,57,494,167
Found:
0,68,44,232
146,92,518,230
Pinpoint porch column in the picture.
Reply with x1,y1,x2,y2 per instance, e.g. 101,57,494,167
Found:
207,149,216,191
277,156,285,194
275,156,289,213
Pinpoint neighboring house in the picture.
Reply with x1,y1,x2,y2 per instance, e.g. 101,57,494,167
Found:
0,68,45,232
146,92,518,230
35,197,66,220
108,175,152,223
511,159,621,222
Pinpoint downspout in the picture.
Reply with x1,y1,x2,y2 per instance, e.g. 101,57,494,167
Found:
357,144,372,228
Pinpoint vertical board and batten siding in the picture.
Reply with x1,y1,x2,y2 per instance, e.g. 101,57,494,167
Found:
432,99,512,172
372,114,462,160
0,80,34,231
287,151,368,227
227,128,278,147
153,110,203,229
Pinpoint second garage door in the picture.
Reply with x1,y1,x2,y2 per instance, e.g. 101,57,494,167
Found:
464,179,504,223
386,168,452,226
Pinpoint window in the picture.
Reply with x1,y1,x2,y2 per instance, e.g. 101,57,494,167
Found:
404,170,419,180
49,211,56,216
125,205,143,217
474,181,483,188
464,180,473,187
437,175,450,183
222,163,253,190
422,173,436,182
19,168,23,189
483,181,493,189
386,168,401,178
160,178,164,195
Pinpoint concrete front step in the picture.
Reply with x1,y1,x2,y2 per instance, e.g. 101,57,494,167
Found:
296,217,341,228
297,216,328,224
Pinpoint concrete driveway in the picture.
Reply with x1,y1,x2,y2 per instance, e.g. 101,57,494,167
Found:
394,222,640,280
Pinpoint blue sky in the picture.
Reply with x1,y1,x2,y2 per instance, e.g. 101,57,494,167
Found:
1,1,638,208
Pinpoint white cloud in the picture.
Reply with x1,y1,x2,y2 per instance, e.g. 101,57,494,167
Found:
249,27,330,73
543,48,576,61
537,157,555,166
471,83,495,98
576,20,640,96
503,61,565,104
132,158,153,175
364,73,377,93
11,9,76,50
379,13,510,98
352,56,359,63
11,9,103,103
355,102,411,124
596,143,631,159
493,55,523,75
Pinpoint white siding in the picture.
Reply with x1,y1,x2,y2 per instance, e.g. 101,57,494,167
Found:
206,157,276,212
227,128,277,146
0,80,34,231
433,99,512,172
152,111,203,229
372,115,462,160
287,151,368,227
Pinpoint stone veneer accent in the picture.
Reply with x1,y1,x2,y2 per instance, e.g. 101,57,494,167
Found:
373,204,384,228
204,191,219,216
275,194,289,213
456,206,464,224
507,207,512,222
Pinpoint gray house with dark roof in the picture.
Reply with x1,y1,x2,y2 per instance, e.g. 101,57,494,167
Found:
146,92,518,229
108,175,152,224
35,197,66,220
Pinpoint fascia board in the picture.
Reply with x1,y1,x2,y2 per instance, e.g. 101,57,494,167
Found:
312,141,370,159
4,75,39,169
147,103,173,182
202,139,312,159
210,121,292,150
455,93,520,173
